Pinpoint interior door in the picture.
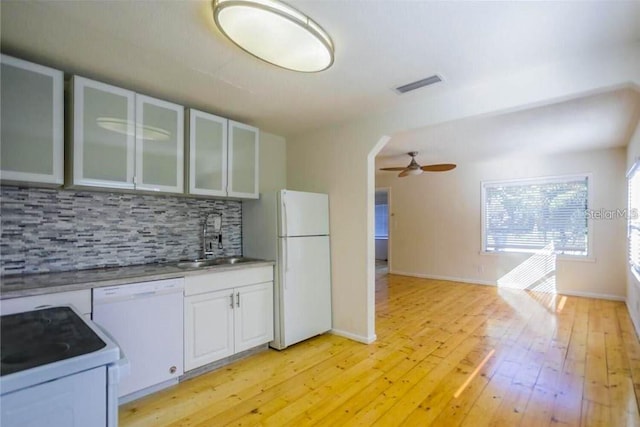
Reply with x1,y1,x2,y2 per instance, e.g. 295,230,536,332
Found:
279,235,332,347
279,190,329,237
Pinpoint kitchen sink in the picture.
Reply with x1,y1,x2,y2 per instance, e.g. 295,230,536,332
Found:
175,257,260,269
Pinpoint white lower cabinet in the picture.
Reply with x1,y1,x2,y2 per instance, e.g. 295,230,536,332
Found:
184,289,235,369
184,267,273,371
234,283,274,353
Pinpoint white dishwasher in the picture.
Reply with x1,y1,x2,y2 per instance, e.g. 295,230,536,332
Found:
92,278,184,402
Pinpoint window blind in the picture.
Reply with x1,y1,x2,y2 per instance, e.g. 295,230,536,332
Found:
629,163,640,273
483,176,589,255
375,204,388,238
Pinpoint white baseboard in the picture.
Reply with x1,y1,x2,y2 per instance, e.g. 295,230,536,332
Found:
330,328,377,344
389,270,495,287
388,270,625,301
559,290,625,302
625,300,640,340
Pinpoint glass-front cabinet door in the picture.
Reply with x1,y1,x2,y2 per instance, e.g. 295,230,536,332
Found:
135,95,184,193
228,120,259,199
70,76,135,189
186,109,228,197
0,55,64,185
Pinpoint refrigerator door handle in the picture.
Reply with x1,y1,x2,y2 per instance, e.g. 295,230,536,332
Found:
283,239,289,288
282,193,288,237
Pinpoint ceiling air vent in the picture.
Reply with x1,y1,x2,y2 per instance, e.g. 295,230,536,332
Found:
395,74,443,94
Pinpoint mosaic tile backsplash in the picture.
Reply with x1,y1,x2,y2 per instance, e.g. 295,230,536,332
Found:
0,186,242,275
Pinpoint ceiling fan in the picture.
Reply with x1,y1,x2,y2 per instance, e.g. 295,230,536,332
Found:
379,152,456,177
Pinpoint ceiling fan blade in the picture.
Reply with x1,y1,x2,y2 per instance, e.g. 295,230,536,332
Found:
398,169,410,177
379,167,407,171
421,163,457,172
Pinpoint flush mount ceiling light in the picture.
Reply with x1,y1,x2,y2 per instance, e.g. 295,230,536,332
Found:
212,0,334,72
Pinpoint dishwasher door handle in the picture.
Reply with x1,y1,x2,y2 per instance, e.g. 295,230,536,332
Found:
132,291,157,298
94,289,183,305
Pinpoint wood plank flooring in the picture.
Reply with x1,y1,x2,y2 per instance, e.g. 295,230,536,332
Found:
120,272,640,426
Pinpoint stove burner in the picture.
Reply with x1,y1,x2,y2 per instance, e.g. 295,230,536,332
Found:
0,307,106,376
8,317,53,337
2,342,71,365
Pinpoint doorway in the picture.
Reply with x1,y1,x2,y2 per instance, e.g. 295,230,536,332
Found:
374,188,390,276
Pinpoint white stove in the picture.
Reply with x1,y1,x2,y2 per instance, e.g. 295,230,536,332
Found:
0,305,126,427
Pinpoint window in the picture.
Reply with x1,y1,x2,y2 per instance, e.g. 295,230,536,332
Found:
629,162,640,273
482,175,589,256
375,204,388,238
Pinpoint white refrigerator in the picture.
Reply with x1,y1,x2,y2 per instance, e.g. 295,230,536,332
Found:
243,190,332,350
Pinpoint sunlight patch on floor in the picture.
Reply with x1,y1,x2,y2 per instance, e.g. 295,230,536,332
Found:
497,243,556,293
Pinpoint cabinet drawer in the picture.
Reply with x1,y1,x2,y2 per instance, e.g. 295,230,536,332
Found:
0,289,92,316
185,266,273,296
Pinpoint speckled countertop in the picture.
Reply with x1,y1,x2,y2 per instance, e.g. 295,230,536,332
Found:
0,260,275,299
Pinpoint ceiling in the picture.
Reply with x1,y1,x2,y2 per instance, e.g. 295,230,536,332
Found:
376,87,640,170
1,1,639,139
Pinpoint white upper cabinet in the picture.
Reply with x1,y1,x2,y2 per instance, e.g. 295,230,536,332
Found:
186,109,228,197
69,76,136,189
0,55,64,185
69,76,184,193
227,120,259,199
186,111,259,199
135,95,184,193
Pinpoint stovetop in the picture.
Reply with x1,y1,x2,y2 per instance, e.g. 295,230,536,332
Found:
1,307,106,376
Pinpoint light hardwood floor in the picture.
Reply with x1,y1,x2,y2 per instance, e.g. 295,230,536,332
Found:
120,273,640,426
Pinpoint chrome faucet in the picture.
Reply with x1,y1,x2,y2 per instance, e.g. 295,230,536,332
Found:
202,212,223,259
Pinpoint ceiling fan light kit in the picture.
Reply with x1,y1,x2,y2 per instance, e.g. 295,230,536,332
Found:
380,151,456,178
212,0,334,73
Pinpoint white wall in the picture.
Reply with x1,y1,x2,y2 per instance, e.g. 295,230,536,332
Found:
377,147,628,299
375,240,388,261
626,124,640,334
288,125,386,343
287,45,639,343
258,131,286,192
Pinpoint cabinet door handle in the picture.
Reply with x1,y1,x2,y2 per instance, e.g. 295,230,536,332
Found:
230,293,234,309
236,292,240,308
